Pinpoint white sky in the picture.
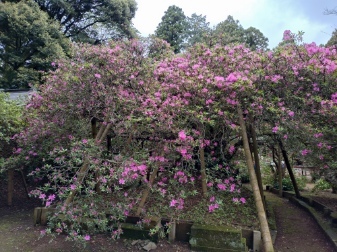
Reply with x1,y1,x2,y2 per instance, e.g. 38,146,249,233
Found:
132,0,337,49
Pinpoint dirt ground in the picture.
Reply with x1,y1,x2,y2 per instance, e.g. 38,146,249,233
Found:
265,191,337,252
1,173,337,251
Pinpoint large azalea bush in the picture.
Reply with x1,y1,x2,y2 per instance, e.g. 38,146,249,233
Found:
8,31,337,243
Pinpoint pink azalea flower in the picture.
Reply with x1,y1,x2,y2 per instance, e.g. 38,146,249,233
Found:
170,199,177,207
240,197,246,204
301,149,310,156
288,111,295,117
84,234,90,241
178,130,187,140
229,146,235,155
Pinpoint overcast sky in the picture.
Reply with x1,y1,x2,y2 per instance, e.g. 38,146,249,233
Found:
132,0,337,49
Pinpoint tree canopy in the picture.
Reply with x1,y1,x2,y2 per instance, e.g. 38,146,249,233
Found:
183,13,211,49
154,11,269,51
326,29,337,47
4,0,138,43
155,5,187,53
0,0,70,89
209,15,268,50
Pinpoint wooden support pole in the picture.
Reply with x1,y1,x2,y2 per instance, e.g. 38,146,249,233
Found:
237,105,274,252
250,121,265,208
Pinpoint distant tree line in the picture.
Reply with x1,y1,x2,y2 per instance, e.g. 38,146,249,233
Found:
1,2,336,89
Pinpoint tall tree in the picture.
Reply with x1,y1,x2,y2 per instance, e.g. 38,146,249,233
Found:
184,13,211,49
326,29,337,47
211,15,245,46
155,5,187,53
203,15,268,50
243,26,269,50
0,0,70,89
3,0,138,43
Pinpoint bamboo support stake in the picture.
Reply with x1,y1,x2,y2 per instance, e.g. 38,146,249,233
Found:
237,105,274,252
250,122,265,208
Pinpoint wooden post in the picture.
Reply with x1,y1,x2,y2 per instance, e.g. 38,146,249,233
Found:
250,121,265,208
237,105,274,252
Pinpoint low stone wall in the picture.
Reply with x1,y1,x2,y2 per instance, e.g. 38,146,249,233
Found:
189,224,247,252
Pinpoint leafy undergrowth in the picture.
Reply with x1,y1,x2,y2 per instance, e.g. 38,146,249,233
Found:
139,182,259,230
71,180,259,234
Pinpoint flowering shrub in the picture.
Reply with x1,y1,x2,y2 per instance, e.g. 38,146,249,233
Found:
8,30,337,244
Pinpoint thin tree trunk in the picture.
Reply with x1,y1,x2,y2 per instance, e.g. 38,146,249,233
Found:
91,118,97,139
277,147,283,197
20,169,29,198
7,169,14,206
199,146,208,197
65,122,112,206
95,123,107,142
278,139,300,198
250,122,265,208
136,166,160,216
237,105,274,252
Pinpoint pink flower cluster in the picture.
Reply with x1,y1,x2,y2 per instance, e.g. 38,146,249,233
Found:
170,198,184,210
174,171,188,184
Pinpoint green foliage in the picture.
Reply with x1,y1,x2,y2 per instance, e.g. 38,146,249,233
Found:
312,178,332,192
183,13,211,49
155,5,187,53
243,27,269,50
261,162,275,186
0,92,24,143
212,15,245,46
204,15,268,50
0,0,70,89
262,162,306,191
327,29,337,47
273,176,307,191
32,0,138,43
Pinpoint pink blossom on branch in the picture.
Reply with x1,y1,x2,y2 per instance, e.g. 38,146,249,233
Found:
178,130,187,140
